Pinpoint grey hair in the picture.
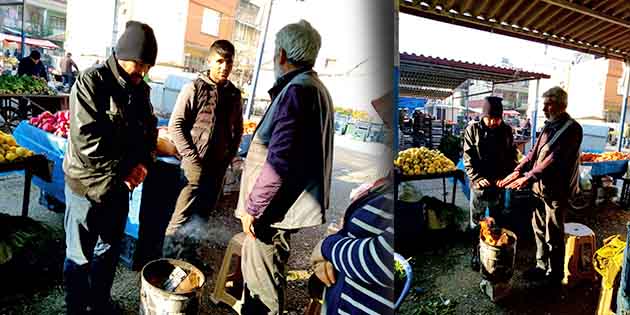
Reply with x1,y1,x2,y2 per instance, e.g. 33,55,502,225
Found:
274,20,321,67
543,86,568,108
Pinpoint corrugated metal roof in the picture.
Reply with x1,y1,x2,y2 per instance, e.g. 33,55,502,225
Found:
400,0,630,61
400,53,549,99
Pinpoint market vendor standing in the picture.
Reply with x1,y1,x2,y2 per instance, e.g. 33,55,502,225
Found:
463,96,517,271
17,50,49,118
62,21,158,314
236,20,334,315
499,86,582,286
17,50,48,80
163,39,243,260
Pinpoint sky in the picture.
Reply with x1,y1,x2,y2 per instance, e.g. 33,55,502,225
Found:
249,0,390,115
398,13,586,74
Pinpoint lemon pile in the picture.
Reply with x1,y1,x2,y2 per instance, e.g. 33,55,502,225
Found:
0,132,34,163
394,147,456,176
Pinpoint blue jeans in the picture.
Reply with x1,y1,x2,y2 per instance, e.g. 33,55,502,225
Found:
63,184,129,314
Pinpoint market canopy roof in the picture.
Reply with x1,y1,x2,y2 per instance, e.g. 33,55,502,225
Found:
0,33,59,49
400,0,630,61
400,53,550,99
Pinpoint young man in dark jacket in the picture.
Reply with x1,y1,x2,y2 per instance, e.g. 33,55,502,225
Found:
18,50,48,80
463,96,517,271
500,86,583,287
62,21,158,314
163,40,243,259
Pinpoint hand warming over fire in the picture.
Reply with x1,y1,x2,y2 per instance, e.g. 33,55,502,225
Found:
476,178,491,189
497,170,520,188
505,176,530,190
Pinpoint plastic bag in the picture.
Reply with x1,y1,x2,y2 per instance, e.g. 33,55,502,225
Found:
579,165,593,191
397,182,423,203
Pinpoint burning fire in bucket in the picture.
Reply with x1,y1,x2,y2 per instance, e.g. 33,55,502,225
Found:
479,217,511,247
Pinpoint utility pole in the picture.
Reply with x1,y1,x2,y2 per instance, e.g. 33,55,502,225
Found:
21,0,26,58
111,0,120,55
244,0,274,119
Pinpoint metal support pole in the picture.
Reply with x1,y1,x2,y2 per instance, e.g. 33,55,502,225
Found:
245,0,274,119
531,79,540,146
20,1,25,58
464,81,469,123
618,60,630,152
393,66,399,154
111,0,120,52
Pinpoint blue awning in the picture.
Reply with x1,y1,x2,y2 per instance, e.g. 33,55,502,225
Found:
398,97,426,111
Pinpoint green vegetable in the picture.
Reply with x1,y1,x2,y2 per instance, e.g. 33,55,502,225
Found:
0,74,56,95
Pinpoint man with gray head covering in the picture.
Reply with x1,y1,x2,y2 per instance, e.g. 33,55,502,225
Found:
62,21,158,314
463,96,518,271
235,20,334,315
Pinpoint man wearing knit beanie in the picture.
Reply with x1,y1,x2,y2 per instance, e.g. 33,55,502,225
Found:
62,20,158,315
463,96,518,271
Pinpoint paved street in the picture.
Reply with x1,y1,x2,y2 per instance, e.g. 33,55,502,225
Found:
0,134,389,314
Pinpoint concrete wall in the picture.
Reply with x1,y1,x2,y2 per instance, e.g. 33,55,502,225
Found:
65,0,189,73
567,58,607,119
185,0,237,49
118,0,189,66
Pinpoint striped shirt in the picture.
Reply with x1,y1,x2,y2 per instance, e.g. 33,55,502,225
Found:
321,188,394,315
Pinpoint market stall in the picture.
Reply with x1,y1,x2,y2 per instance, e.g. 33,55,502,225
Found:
12,115,255,268
0,75,69,132
0,128,49,217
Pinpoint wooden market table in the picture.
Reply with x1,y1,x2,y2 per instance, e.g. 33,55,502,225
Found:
0,93,70,132
0,154,50,217
394,168,465,205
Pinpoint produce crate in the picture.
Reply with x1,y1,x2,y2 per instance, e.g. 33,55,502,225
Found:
352,121,370,142
367,123,384,143
583,160,628,177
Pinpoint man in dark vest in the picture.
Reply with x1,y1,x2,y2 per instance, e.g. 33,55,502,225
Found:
164,40,243,260
499,86,583,287
235,20,334,315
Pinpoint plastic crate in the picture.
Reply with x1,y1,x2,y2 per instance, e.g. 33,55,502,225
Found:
584,160,628,177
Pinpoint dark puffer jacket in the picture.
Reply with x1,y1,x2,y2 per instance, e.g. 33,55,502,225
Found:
168,73,243,173
63,55,158,203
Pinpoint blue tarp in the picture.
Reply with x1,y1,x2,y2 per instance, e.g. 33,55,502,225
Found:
398,97,426,111
14,121,67,203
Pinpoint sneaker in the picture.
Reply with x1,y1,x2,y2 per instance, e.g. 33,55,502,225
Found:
522,267,548,282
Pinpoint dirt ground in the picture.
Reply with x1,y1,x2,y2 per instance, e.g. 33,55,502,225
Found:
0,141,382,315
399,182,630,315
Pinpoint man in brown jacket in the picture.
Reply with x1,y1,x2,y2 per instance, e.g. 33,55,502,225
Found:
163,40,243,259
499,86,582,286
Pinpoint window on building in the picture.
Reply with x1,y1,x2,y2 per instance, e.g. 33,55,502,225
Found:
201,8,221,36
49,15,65,32
234,21,258,45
